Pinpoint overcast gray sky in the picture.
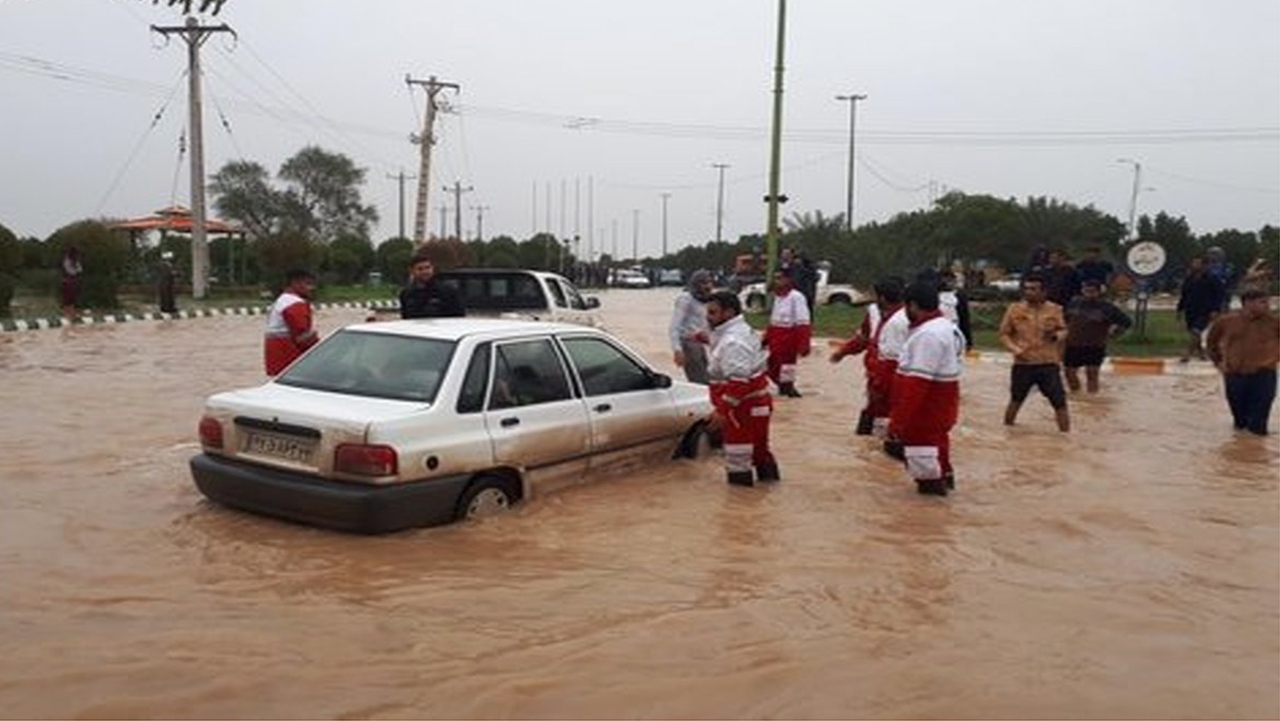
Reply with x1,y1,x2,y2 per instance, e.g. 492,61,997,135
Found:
3,0,1278,258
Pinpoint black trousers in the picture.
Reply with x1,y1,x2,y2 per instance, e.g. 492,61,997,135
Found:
1224,368,1277,435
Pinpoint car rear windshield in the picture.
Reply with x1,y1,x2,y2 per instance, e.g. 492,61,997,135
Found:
276,330,456,403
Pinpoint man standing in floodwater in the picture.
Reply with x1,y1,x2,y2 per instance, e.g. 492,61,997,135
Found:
1205,288,1280,436
706,290,778,487
1063,278,1132,394
669,269,714,384
263,269,319,376
999,274,1070,432
890,281,965,496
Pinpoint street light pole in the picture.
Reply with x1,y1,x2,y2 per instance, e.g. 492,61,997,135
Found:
836,93,867,232
1117,158,1142,242
712,162,729,244
660,192,671,258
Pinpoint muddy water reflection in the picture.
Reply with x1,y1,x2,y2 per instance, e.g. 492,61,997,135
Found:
0,293,1276,719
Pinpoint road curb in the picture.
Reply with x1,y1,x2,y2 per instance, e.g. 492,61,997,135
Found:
0,300,398,334
961,349,1217,376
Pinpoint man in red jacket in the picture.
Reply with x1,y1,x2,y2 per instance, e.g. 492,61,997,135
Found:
889,281,966,496
764,267,812,397
707,290,778,486
830,277,904,435
263,269,319,376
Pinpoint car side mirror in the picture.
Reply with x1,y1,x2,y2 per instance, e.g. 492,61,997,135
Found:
584,296,601,309
651,372,673,389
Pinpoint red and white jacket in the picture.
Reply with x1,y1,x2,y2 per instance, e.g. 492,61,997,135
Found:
764,288,811,356
889,311,965,443
708,315,770,413
263,291,318,376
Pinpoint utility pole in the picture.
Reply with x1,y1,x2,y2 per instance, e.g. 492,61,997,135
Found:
611,219,619,260
712,163,730,244
472,204,489,242
437,204,449,240
450,181,473,241
660,192,671,258
631,209,640,262
386,169,416,239
587,175,595,262
560,178,567,240
763,0,789,284
151,16,233,300
836,92,867,231
531,181,538,237
1118,158,1142,242
406,74,459,244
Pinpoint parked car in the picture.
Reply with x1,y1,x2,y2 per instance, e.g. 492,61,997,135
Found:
657,268,684,286
190,319,714,534
378,268,602,327
740,261,868,312
611,268,652,288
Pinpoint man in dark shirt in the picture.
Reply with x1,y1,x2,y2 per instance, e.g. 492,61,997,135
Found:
1063,279,1132,393
1074,245,1115,289
1176,255,1225,362
399,252,464,319
1043,249,1082,307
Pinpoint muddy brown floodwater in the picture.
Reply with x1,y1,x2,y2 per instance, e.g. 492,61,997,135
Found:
0,288,1276,720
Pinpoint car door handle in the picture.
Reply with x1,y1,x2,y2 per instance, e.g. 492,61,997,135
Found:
593,403,612,413
500,417,520,427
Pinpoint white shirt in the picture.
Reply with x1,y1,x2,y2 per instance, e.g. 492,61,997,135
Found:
709,315,767,381
877,307,910,362
898,315,965,383
768,289,811,328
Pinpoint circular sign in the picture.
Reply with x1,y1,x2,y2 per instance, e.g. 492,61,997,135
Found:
1126,241,1167,277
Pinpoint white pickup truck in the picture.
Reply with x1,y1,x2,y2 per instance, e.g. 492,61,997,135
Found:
377,269,603,326
740,261,868,312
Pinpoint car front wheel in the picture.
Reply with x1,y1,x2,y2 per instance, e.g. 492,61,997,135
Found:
456,474,520,521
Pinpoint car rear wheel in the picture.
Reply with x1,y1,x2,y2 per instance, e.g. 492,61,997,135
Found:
828,293,852,306
456,474,519,521
678,422,719,459
745,292,767,312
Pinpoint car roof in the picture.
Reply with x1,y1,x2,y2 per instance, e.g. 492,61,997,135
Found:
342,317,596,342
440,267,568,281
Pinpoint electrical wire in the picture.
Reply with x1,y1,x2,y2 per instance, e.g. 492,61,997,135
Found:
169,128,187,208
94,69,188,213
1144,165,1280,195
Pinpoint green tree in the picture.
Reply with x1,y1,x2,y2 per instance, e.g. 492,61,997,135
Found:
325,234,375,284
45,220,130,309
210,147,378,244
256,231,317,293
209,160,279,238
0,222,19,315
277,146,378,241
375,237,414,284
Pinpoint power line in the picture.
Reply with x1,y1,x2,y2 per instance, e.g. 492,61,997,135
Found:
94,70,188,214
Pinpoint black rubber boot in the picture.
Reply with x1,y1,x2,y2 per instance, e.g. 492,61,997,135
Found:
915,478,949,496
779,383,802,398
944,473,956,490
755,462,781,482
883,439,905,461
855,410,874,436
727,471,755,487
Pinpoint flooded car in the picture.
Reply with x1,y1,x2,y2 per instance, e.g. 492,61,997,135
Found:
190,318,713,533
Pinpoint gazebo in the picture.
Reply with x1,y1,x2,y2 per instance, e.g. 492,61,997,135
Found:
110,204,242,244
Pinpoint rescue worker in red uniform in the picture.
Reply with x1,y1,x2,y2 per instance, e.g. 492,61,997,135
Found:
764,267,811,397
831,278,904,435
889,281,966,496
263,269,319,376
706,290,779,487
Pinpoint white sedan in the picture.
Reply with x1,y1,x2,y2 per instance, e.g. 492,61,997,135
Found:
191,319,713,533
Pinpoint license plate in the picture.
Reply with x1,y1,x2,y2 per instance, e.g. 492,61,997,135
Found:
243,432,316,463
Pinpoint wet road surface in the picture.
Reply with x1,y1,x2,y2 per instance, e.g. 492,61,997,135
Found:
0,289,1276,719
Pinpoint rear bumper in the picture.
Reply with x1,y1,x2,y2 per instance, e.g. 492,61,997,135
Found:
190,453,471,534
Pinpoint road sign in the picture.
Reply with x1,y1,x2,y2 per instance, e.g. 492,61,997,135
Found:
1126,241,1167,277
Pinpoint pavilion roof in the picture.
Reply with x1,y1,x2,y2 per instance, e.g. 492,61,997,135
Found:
110,205,241,234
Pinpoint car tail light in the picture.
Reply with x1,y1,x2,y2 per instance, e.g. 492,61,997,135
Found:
334,444,398,477
199,416,224,450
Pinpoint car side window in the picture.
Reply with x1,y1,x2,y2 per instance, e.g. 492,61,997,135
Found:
561,337,653,396
546,279,568,308
456,342,491,414
561,281,587,310
489,339,573,409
